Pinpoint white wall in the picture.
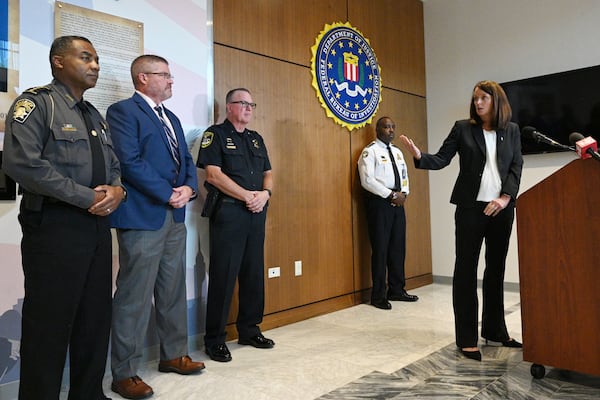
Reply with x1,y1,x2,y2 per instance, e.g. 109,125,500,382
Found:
423,0,600,282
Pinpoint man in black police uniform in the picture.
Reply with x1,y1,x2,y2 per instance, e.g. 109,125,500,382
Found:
3,36,124,399
197,88,274,362
358,116,418,310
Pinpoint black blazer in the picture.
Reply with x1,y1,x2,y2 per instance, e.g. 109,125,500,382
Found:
415,119,523,207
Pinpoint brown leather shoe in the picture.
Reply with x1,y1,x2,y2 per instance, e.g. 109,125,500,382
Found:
111,376,153,399
158,355,205,375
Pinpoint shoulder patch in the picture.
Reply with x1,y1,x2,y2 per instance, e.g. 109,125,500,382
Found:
362,150,370,158
13,99,37,124
201,131,214,148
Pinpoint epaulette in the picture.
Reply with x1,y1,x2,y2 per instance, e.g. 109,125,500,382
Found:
23,85,52,95
366,141,376,147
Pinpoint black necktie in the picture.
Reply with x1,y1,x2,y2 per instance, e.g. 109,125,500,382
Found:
155,106,181,168
77,101,106,187
387,144,401,191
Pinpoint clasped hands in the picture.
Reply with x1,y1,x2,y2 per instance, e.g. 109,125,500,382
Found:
484,194,510,217
169,185,195,209
88,185,125,215
244,190,269,213
390,192,407,207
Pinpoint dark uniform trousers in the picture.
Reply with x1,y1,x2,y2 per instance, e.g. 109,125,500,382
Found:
204,200,267,347
365,194,407,303
18,202,111,400
453,202,515,348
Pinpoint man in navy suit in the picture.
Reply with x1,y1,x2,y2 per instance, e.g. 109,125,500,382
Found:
107,55,204,399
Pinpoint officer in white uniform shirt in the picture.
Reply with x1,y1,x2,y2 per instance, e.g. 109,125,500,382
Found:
358,116,418,310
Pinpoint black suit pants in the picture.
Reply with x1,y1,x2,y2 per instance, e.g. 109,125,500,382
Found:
204,201,267,347
453,202,514,348
365,195,407,302
18,203,112,400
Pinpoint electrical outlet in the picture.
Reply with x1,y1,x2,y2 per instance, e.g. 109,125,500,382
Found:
294,260,302,276
268,267,280,278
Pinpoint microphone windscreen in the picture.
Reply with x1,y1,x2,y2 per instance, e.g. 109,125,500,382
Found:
569,132,585,145
521,126,536,140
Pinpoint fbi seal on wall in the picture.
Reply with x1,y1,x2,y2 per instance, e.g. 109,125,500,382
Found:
310,22,382,131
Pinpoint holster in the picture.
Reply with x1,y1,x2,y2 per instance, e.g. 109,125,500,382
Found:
201,189,221,218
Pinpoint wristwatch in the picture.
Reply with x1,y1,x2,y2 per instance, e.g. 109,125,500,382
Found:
388,191,398,200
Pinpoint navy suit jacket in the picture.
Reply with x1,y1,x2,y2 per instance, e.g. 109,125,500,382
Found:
415,119,523,207
107,92,198,230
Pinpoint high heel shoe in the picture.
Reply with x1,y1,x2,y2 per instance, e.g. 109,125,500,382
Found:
459,348,482,361
501,338,522,348
484,338,523,348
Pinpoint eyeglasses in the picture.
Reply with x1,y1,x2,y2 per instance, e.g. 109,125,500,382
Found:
229,100,257,109
144,72,175,80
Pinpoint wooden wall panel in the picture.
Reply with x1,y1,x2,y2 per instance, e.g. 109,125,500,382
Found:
348,0,426,96
214,0,347,66
213,0,431,331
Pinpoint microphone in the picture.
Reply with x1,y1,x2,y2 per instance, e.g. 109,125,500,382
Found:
569,132,600,161
521,126,572,150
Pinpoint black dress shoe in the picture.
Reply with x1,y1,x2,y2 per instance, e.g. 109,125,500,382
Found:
371,299,392,310
388,291,419,302
205,343,232,362
459,348,482,361
238,334,275,349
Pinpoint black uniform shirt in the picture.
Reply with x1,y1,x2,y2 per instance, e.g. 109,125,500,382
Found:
197,118,271,191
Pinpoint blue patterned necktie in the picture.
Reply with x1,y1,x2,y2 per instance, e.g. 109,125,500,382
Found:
155,105,181,168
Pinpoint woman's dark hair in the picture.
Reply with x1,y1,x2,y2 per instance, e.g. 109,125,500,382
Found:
469,80,512,130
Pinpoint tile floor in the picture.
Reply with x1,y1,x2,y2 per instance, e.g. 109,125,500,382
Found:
74,283,599,399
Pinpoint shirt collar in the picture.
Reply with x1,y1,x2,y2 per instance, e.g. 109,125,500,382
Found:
136,90,161,110
375,138,392,148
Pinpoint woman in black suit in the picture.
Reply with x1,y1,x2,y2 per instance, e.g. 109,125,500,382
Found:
399,80,523,361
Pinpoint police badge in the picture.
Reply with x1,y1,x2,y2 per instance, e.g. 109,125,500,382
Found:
13,99,36,124
310,22,382,131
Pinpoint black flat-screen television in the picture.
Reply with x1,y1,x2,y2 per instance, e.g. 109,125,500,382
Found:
500,65,600,155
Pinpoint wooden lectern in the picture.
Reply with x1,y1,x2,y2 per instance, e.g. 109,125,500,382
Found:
517,158,600,378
